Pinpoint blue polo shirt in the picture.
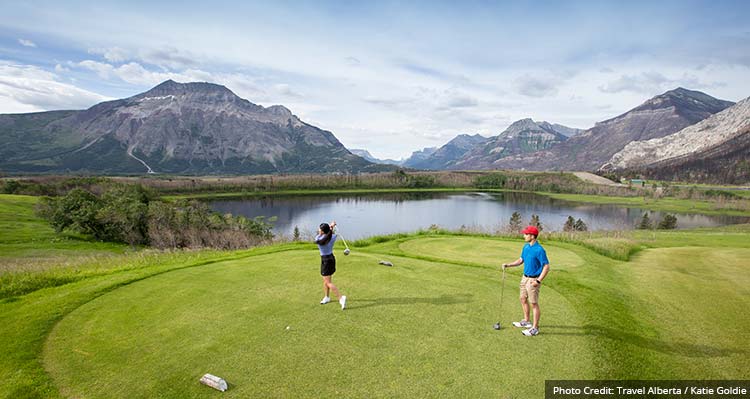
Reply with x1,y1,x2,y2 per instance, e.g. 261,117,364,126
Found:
521,242,549,277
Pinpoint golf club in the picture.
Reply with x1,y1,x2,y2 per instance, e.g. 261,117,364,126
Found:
336,227,351,255
493,265,506,330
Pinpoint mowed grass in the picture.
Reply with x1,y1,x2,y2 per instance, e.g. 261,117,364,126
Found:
1,194,750,398
44,247,595,398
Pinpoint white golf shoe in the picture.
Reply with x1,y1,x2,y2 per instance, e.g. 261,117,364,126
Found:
522,327,539,336
339,296,347,310
512,320,532,328
320,296,331,305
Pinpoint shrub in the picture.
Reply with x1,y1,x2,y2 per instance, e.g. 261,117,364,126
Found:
657,214,678,230
637,213,653,230
474,173,507,189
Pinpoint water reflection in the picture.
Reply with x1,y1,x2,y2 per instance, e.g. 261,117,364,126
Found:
209,192,749,239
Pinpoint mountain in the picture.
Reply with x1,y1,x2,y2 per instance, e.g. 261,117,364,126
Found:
452,119,573,170
349,149,404,166
0,80,391,175
487,88,735,171
407,133,488,170
538,122,583,138
604,97,750,183
402,147,438,168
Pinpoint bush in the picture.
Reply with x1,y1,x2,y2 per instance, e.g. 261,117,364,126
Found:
474,173,507,188
636,213,653,230
657,214,678,230
37,184,273,249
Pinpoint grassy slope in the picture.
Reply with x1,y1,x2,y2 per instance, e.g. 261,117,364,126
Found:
2,195,750,398
542,192,750,216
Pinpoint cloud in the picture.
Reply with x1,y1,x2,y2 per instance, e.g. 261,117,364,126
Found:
363,95,415,108
0,61,110,112
599,71,670,94
273,83,303,98
78,60,178,86
443,94,478,108
515,75,559,98
18,39,36,47
140,47,198,69
88,47,130,63
598,71,721,94
345,57,361,66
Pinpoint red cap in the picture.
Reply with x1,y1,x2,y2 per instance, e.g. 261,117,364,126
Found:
521,226,539,236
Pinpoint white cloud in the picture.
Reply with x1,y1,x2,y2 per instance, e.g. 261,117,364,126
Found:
18,39,36,47
598,71,722,94
515,75,560,98
273,84,304,98
88,47,130,63
0,61,110,112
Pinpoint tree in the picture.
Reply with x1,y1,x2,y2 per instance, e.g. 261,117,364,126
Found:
563,216,576,232
293,226,301,241
574,218,588,232
637,213,653,230
529,214,543,232
508,211,523,233
657,214,678,230
37,188,103,236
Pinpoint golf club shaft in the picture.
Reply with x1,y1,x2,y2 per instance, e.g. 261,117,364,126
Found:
499,267,506,321
336,228,350,249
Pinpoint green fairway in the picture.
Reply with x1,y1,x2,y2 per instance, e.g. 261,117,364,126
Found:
44,244,596,398
2,194,750,398
42,237,750,398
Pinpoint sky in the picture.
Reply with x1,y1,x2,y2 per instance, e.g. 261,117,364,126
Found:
1,0,749,160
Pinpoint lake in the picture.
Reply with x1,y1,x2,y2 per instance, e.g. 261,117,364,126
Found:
208,191,749,239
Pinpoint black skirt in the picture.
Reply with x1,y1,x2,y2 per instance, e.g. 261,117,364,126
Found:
320,254,336,276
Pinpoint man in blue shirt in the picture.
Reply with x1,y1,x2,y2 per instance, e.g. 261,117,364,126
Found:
501,225,550,336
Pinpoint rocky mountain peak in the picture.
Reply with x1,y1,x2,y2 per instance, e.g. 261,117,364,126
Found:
503,118,540,135
134,80,239,105
632,87,734,115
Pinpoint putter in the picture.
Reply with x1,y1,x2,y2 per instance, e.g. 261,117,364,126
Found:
493,266,506,330
337,228,351,255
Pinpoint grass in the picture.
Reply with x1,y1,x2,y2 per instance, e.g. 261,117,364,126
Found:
2,194,750,398
542,192,750,216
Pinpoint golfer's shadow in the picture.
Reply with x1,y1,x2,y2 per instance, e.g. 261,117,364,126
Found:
543,324,747,358
348,294,473,310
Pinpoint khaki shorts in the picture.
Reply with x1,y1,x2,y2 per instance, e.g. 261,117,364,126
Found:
520,276,541,304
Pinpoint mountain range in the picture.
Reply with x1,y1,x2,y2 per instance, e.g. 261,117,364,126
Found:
0,80,391,174
485,88,735,171
604,97,750,183
1,81,746,182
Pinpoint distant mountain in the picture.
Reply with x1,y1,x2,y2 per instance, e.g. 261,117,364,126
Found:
402,147,438,168
605,97,750,183
349,149,404,166
0,80,393,175
538,122,583,138
488,88,735,171
407,133,488,170
453,119,573,170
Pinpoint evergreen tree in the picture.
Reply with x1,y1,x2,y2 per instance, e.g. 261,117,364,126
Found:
574,218,588,232
529,214,543,232
293,226,301,241
637,213,653,229
563,216,576,232
657,214,678,230
508,211,523,233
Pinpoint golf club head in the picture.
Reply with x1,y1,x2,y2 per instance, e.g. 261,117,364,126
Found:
493,323,502,330
344,248,350,256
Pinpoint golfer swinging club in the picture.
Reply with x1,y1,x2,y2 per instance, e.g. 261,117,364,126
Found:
501,225,549,336
315,221,346,310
